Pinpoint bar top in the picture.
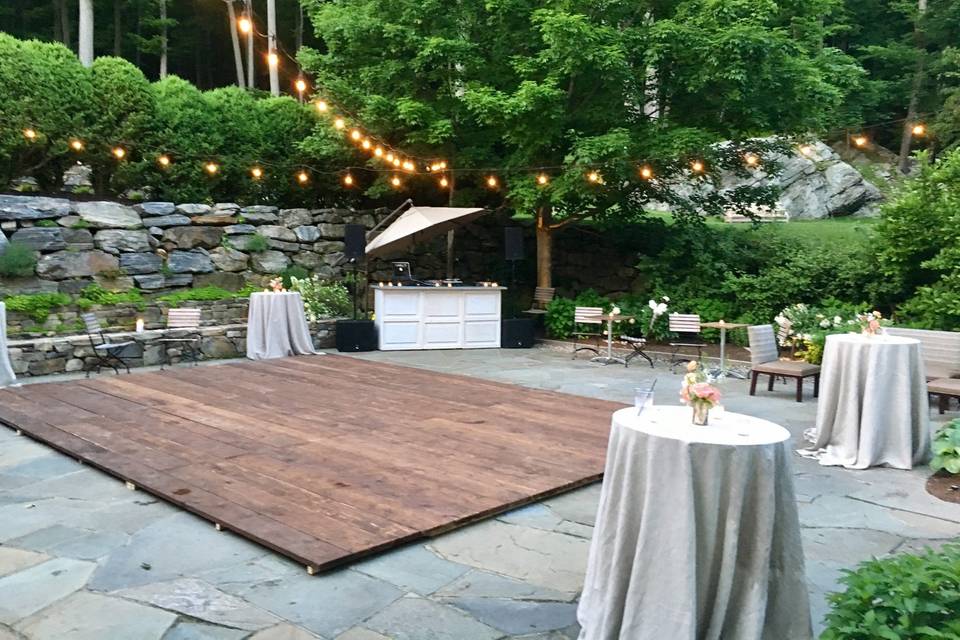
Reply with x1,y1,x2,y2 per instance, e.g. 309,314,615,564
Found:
372,285,506,291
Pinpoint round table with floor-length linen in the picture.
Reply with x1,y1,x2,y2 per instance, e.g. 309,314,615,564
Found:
0,302,16,387
805,333,930,470
578,406,812,640
245,292,318,360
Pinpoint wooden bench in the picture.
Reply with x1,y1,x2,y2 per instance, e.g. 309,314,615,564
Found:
885,327,960,380
928,378,960,414
724,204,789,224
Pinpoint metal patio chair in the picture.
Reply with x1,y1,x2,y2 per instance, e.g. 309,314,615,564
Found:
668,313,705,371
82,313,134,377
621,333,654,368
572,306,603,359
158,308,203,370
522,287,556,317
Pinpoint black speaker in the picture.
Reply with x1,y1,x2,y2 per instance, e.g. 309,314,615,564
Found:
501,318,535,348
504,227,524,261
344,224,366,260
335,319,377,352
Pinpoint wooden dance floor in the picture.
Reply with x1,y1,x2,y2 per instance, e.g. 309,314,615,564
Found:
0,356,620,572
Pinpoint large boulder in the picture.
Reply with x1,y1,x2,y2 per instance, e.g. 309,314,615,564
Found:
135,202,176,216
75,201,142,229
119,252,163,275
36,250,119,280
94,229,151,253
162,226,224,249
62,228,94,250
318,223,345,238
279,208,313,228
256,225,298,242
10,228,66,252
208,246,249,272
167,250,214,274
0,195,72,221
250,250,290,274
141,214,191,228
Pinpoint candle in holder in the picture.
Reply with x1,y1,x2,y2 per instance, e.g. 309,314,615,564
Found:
135,318,145,333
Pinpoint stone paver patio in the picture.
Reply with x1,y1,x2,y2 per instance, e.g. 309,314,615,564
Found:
0,347,957,639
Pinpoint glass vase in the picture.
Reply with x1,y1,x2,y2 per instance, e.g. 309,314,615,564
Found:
692,402,710,426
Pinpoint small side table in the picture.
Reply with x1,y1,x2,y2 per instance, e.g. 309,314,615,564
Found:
591,314,634,366
701,320,748,379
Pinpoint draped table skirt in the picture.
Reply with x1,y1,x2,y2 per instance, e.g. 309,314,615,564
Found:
245,292,318,361
0,302,16,387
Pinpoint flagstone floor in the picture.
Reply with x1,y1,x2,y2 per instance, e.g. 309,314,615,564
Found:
0,347,957,640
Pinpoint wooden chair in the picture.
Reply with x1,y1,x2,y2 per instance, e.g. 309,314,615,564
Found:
885,327,960,381
928,378,960,414
523,287,556,317
747,325,820,403
572,306,603,359
82,313,134,377
158,308,203,369
668,313,704,371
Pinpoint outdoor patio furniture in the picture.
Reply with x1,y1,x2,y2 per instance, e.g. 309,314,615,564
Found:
668,313,705,371
928,378,960,414
0,302,16,388
578,406,811,639
701,320,748,379
246,291,318,360
522,287,555,317
158,308,203,370
802,333,929,470
747,325,820,402
572,306,603,358
885,327,960,380
591,313,635,366
82,312,133,377
621,334,653,368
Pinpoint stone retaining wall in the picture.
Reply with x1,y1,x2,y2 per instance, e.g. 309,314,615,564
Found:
8,319,337,378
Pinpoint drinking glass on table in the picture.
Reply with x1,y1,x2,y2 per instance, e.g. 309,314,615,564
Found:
635,380,657,415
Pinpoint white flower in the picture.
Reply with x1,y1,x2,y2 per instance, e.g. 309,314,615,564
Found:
819,319,831,328
662,296,670,302
774,314,787,325
648,299,657,311
656,303,668,316
611,306,621,316
629,318,635,324
834,316,842,324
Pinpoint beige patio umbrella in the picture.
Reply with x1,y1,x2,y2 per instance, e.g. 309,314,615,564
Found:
364,204,488,262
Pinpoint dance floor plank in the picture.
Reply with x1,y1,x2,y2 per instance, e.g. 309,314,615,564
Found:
0,355,621,572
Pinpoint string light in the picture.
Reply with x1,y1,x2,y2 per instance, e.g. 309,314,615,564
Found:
343,173,354,187
537,174,549,185
70,139,83,151
402,160,414,172
587,171,601,183
439,176,449,188
486,175,498,188
392,158,401,167
374,147,383,157
295,79,307,94
744,153,759,167
267,52,279,67
690,160,704,173
852,135,868,148
798,144,814,157
157,154,171,167
350,129,362,141
205,162,219,175
385,152,395,163
112,147,126,160
334,118,346,130
361,139,371,150
438,161,447,169
390,175,402,188
23,128,36,141
639,165,653,180
911,123,926,136
297,170,309,184
315,100,328,113
238,17,252,33
251,166,263,179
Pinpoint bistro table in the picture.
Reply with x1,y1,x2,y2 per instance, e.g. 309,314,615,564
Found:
701,320,749,380
0,302,16,387
802,333,930,470
578,406,812,640
591,314,634,366
246,291,318,361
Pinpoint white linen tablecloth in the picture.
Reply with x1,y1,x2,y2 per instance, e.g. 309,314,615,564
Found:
578,406,812,640
245,292,318,360
0,302,16,387
803,333,930,470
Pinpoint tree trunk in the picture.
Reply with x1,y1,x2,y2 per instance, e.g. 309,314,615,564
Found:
445,170,456,279
535,206,553,289
159,0,168,79
267,0,280,96
78,0,94,66
52,0,60,42
898,0,928,174
244,0,254,89
226,1,245,87
295,3,303,51
59,0,72,50
113,0,123,56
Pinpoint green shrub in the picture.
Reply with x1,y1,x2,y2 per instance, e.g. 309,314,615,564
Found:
75,283,143,310
157,285,251,307
0,242,38,277
3,292,71,323
34,219,58,228
245,234,269,253
289,276,351,321
544,297,577,339
280,265,310,289
931,420,960,475
821,544,960,639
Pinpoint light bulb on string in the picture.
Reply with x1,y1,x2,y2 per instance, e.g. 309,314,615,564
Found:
157,155,171,168
361,139,371,150
537,173,549,185
315,100,328,113
350,129,362,141
392,158,401,167
267,52,279,67
333,118,346,130
639,165,653,180
205,162,219,175
238,17,252,33
343,173,354,187
743,153,759,168
297,170,309,184
852,135,868,148
438,161,447,170
390,175,402,188
70,139,84,152
911,123,926,137
385,152,394,163
295,79,307,94
798,144,813,158
439,176,449,188
251,166,263,179
587,171,601,183
23,128,36,141
690,160,704,173
374,147,384,158
486,175,498,188
402,160,414,172
112,147,126,160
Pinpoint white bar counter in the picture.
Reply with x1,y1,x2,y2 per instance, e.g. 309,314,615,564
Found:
373,285,503,350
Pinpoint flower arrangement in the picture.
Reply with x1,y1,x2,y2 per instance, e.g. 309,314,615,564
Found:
268,277,286,293
679,361,721,425
856,310,888,336
775,300,883,364
648,296,669,332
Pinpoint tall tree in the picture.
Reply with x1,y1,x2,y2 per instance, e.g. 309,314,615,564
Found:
898,0,928,172
225,0,245,87
158,0,167,78
78,0,93,66
300,0,864,286
267,0,279,96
